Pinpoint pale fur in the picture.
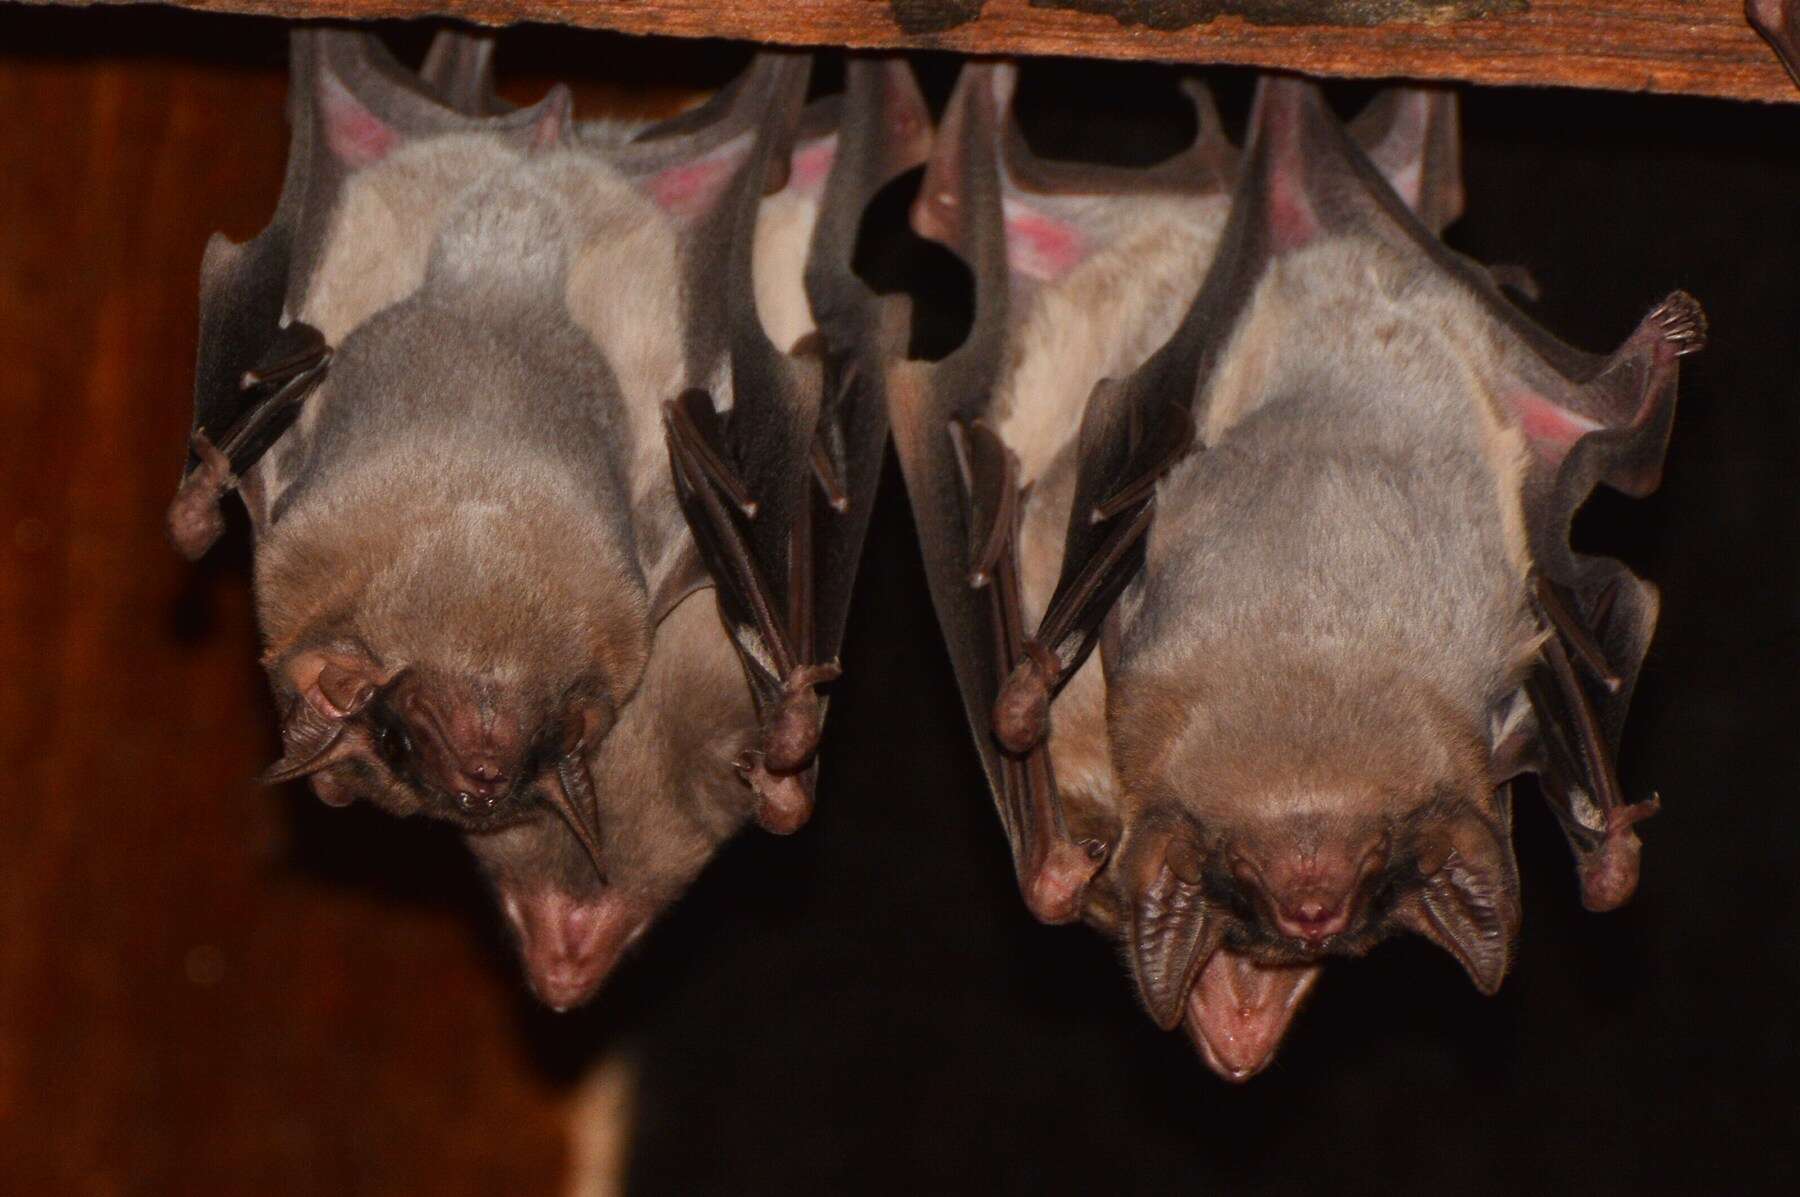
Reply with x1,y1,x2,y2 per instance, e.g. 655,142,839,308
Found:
1115,233,1545,825
994,194,1227,488
274,130,822,520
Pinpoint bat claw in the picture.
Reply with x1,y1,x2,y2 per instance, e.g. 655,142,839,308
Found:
1578,795,1658,912
1647,291,1707,360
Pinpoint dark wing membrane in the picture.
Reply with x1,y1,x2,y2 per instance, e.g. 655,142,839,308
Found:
802,59,931,664
892,66,1099,919
655,55,927,827
170,29,572,557
894,64,1231,922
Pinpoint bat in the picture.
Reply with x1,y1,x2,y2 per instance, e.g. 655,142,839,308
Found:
890,65,1701,1079
167,30,926,1009
1749,0,1800,89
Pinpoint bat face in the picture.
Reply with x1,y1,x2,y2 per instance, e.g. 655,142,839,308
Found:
172,33,926,1009
464,589,755,1009
896,67,1696,1080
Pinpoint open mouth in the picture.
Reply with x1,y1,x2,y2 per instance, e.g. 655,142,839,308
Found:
499,886,656,1012
1179,948,1323,1082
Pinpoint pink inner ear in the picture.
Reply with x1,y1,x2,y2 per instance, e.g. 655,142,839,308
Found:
321,72,400,169
1262,109,1321,253
1267,157,1320,253
1386,157,1424,212
528,91,573,153
646,135,751,219
1002,199,1085,283
1507,387,1603,462
788,137,837,196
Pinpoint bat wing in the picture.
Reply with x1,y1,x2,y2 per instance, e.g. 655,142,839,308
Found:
891,64,1231,922
803,59,930,672
631,55,928,832
168,30,571,559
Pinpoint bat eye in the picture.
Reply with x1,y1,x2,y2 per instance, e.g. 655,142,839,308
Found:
367,703,415,772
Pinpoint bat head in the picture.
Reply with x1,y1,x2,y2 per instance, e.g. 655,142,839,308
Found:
1105,649,1523,1080
464,589,756,1009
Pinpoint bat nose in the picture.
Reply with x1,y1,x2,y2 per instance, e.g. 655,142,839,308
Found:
453,757,511,810
1273,898,1351,947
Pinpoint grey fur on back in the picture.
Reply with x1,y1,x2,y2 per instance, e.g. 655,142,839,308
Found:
1127,234,1540,735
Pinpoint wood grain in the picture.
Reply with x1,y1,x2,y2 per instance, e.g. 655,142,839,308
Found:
19,0,1800,103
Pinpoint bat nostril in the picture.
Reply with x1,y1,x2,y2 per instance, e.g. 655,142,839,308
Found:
455,757,511,801
1274,899,1351,946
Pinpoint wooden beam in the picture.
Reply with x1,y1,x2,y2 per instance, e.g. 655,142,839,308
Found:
20,0,1800,103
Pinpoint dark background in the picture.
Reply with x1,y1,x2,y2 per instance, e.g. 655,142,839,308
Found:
0,6,1795,1193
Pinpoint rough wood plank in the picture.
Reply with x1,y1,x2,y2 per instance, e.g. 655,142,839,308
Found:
20,0,1800,103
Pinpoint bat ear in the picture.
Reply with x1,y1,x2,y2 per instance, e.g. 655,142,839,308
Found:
1398,804,1522,995
1347,86,1464,235
260,652,407,788
305,30,576,169
1119,815,1222,1031
614,54,811,220
279,647,397,720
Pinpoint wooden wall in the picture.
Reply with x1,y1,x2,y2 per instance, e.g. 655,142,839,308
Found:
0,10,579,1191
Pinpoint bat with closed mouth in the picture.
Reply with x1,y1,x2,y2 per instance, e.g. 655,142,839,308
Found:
167,29,926,1009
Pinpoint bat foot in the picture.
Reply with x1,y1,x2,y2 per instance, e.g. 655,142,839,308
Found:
761,663,841,774
166,484,226,562
166,433,234,561
993,642,1058,755
1644,291,1707,361
738,752,814,835
1578,795,1658,912
1022,837,1104,925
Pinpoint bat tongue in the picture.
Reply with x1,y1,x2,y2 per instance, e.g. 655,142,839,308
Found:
1181,950,1322,1082
498,886,652,1012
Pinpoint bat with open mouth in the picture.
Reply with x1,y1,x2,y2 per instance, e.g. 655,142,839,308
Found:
890,64,1700,1080
167,29,925,1009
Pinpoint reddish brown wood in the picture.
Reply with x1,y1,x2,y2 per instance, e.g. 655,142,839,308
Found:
20,0,1800,103
0,32,574,1191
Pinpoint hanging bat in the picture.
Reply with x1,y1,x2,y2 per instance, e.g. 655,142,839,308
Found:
167,30,925,1009
1749,0,1800,89
891,65,1700,1080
